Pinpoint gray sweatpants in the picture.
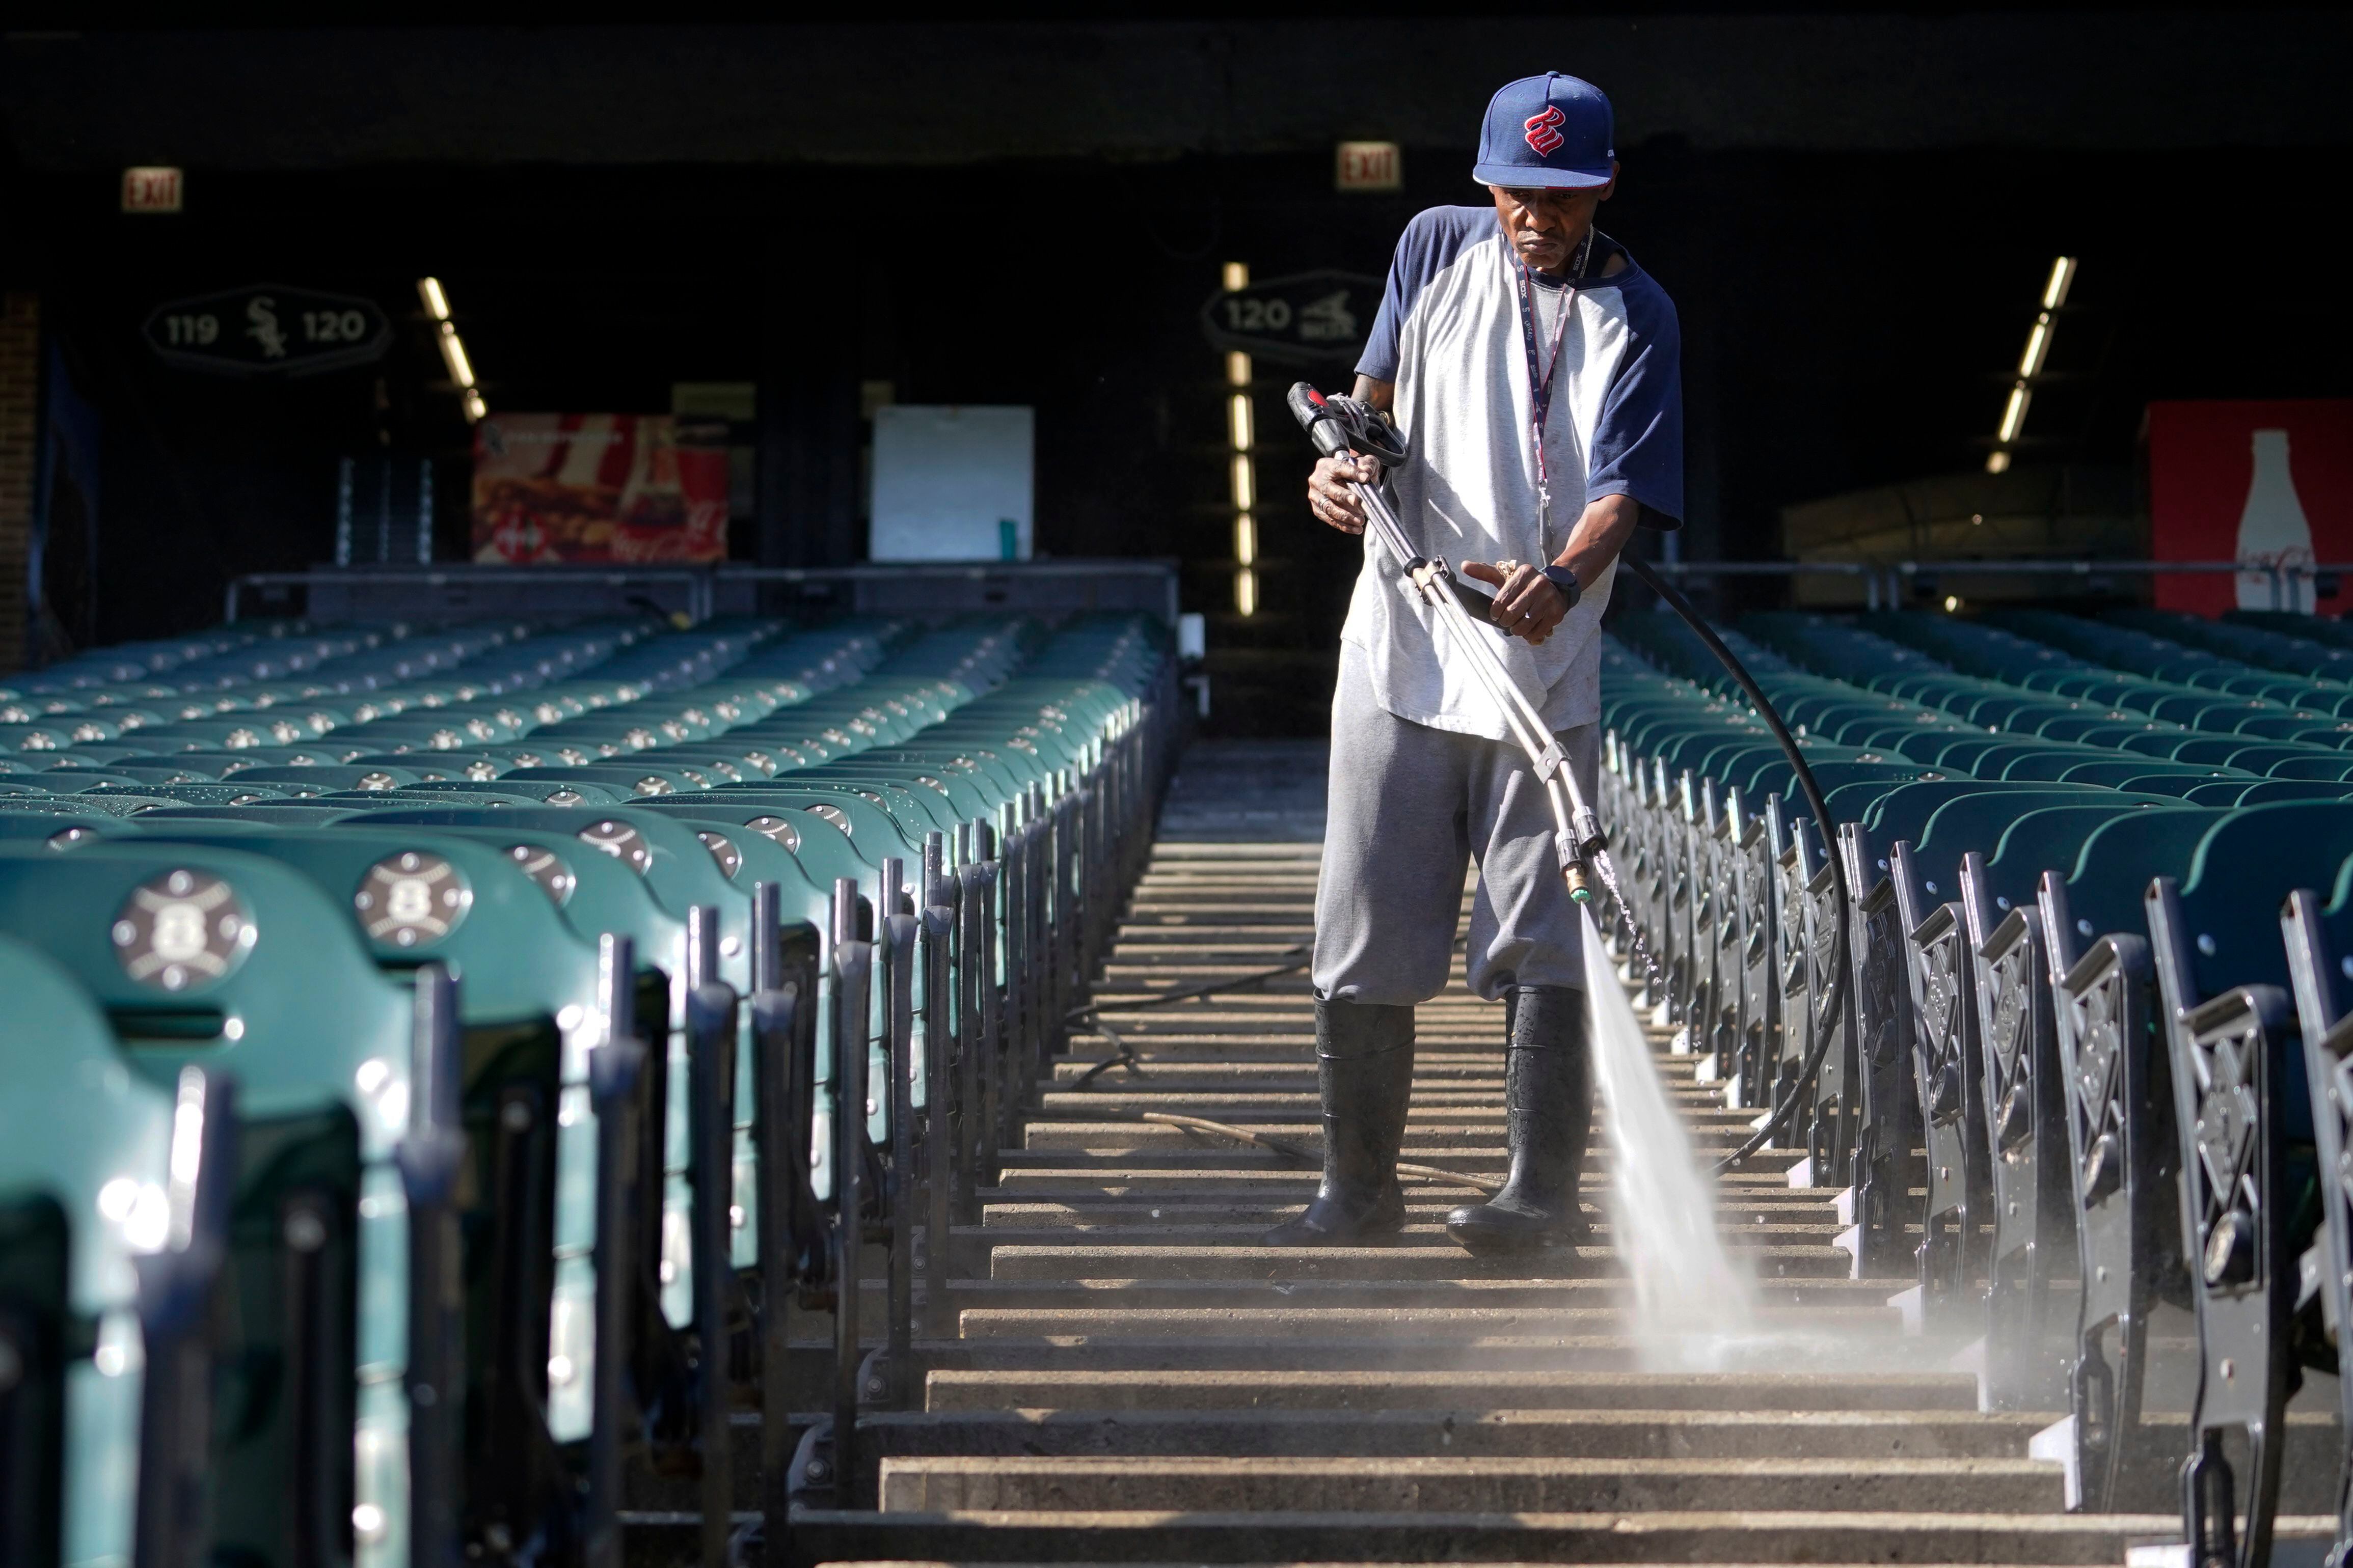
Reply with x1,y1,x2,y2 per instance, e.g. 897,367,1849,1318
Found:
1313,642,1601,1006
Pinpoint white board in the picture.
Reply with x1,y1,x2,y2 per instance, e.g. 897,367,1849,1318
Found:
870,404,1034,562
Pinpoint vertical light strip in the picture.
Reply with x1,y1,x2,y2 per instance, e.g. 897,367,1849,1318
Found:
417,276,489,424
2041,256,2078,312
1986,255,2076,475
1996,386,2031,444
1224,262,1257,616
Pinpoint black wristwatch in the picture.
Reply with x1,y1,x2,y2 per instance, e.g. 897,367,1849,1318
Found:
1541,564,1582,611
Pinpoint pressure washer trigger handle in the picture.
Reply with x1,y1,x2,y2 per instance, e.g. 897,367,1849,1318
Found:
1287,383,1353,459
1327,396,1411,467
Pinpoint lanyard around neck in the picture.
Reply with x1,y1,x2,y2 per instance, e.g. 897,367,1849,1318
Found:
1512,227,1595,531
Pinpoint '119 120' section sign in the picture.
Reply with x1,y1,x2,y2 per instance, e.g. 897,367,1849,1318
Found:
143,285,393,376
1199,269,1383,367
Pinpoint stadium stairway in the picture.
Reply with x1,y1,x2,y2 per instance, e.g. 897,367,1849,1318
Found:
752,742,2282,1568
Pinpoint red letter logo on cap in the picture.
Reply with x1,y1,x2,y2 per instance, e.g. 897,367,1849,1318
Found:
1524,105,1565,156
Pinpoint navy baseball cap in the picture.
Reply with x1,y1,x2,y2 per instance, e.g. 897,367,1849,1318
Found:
1472,73,1614,190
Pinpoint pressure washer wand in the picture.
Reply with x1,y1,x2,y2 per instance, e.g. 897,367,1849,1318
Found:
1286,382,1605,901
1285,382,1849,1172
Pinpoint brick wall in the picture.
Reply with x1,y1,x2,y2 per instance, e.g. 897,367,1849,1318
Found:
0,293,35,675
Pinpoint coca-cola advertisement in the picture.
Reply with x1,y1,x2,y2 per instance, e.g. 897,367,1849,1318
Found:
471,412,729,563
2147,400,2353,615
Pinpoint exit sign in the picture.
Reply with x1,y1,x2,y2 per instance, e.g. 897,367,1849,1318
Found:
122,167,183,213
1335,142,1401,193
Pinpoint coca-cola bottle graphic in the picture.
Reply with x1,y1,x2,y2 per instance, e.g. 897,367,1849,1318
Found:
2235,428,2315,612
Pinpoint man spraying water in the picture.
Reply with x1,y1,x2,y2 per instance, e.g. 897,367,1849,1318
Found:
1269,72,1684,1256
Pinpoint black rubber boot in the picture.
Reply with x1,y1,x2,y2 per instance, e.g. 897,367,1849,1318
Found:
1262,1000,1415,1246
1445,985,1594,1255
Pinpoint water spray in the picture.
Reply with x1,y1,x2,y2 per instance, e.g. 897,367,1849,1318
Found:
1286,384,1851,1175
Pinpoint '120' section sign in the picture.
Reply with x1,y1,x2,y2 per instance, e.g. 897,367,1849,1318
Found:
1199,270,1383,366
142,285,392,376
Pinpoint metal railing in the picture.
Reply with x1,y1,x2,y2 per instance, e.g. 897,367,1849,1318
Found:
231,557,2345,629
227,566,717,624
715,562,1182,625
1642,557,2353,613
225,560,1182,628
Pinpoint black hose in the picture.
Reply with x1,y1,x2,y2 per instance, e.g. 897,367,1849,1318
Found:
1615,555,1852,1176
1066,947,1311,1022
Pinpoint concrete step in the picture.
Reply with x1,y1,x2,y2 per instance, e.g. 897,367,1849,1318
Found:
979,1244,1856,1282
1094,949,1320,968
782,1507,2308,1564
1045,1063,1512,1085
1033,1091,1528,1114
1071,1002,1542,1023
989,1163,1805,1192
1132,881,1323,893
1047,1055,1697,1080
1094,979,1323,999
1057,1031,1495,1051
964,1223,1844,1249
1146,843,1325,859
1022,1113,1773,1140
857,1407,2059,1461
940,1279,1891,1313
1013,1126,1793,1156
620,1407,2079,1524
1124,897,1318,910
873,1454,2067,1513
1113,914,1317,929
918,1368,1986,1412
954,1302,1905,1339
785,1334,1947,1376
1030,1093,1730,1121
1105,926,1327,940
973,1199,1843,1226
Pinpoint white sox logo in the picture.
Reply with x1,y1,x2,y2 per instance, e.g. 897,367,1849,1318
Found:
1524,105,1565,156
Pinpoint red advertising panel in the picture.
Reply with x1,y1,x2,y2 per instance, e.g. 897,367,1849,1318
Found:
471,412,729,563
2147,399,2353,615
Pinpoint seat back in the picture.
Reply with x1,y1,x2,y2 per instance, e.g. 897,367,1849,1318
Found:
0,938,176,1568
0,841,413,1568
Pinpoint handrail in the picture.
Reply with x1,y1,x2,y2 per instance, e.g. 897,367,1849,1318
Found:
228,555,2342,633
225,559,1183,628
226,566,714,624
1640,556,2353,614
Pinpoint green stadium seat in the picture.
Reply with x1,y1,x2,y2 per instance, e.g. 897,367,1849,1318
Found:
0,936,179,1568
0,840,415,1567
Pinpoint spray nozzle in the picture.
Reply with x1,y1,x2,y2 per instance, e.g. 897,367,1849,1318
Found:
1555,827,1594,902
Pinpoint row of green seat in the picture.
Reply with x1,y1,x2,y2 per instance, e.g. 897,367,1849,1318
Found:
0,609,1178,1568
1598,604,2353,1560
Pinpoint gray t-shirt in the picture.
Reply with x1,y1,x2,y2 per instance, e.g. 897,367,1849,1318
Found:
1343,207,1683,739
